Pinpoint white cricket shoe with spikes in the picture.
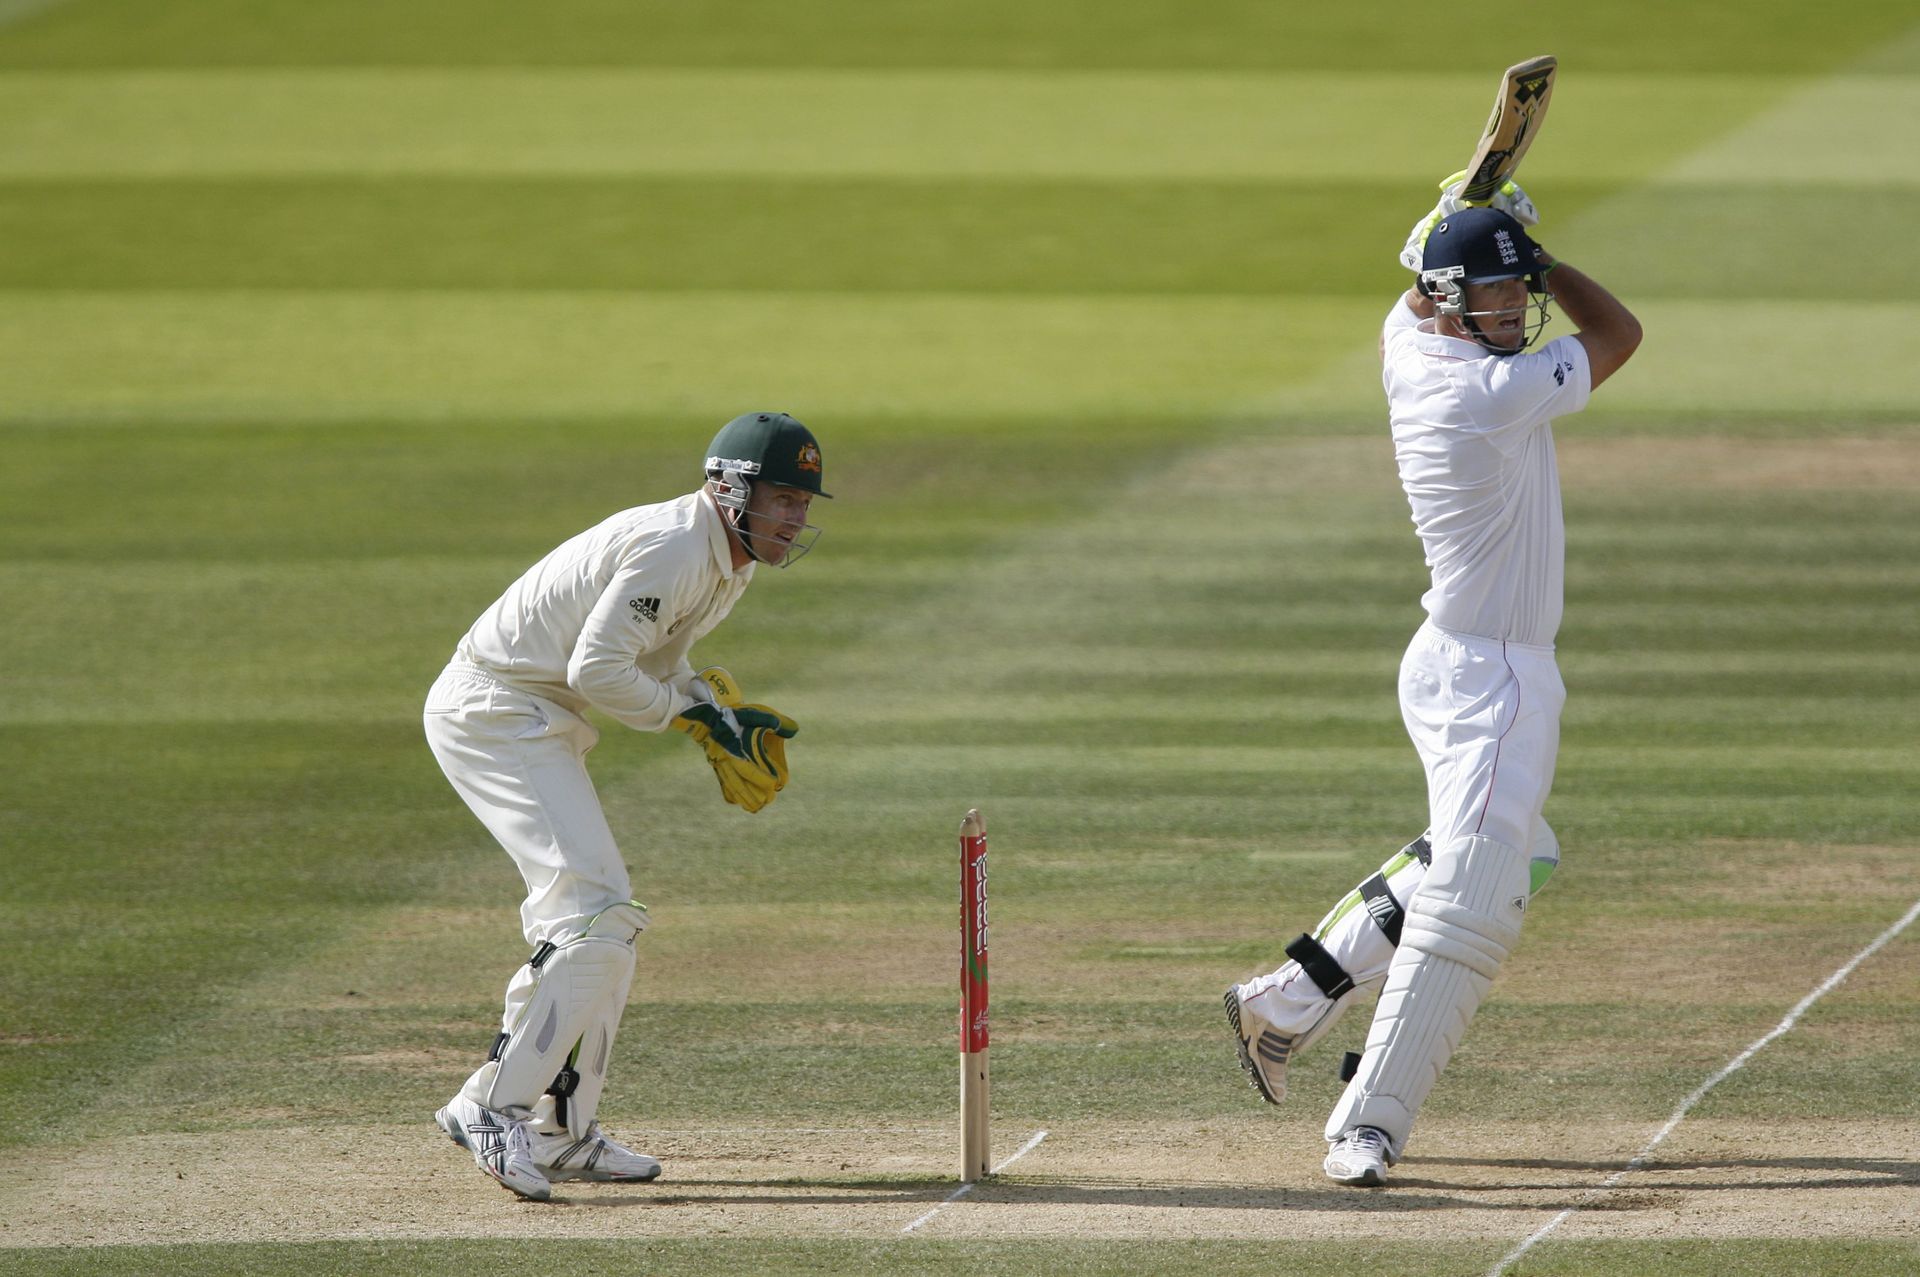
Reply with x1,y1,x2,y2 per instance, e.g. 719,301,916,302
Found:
1223,983,1295,1104
1324,1125,1394,1187
528,1123,663,1182
436,1095,551,1201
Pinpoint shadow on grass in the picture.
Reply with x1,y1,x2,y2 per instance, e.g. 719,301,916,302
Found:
559,1177,1558,1214
548,1152,1920,1212
1409,1152,1920,1194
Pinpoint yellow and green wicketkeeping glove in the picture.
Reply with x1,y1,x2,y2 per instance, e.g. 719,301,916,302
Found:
672,667,797,813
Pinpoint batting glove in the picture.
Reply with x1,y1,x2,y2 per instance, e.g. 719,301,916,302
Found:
1398,171,1541,271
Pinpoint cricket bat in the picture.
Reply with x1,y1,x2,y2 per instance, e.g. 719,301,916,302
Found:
1459,55,1556,204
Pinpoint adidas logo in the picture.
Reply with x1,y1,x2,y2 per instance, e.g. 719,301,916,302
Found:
627,596,661,622
1364,892,1398,931
1256,1030,1294,1064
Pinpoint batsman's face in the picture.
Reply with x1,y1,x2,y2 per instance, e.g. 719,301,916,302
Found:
743,482,815,564
1464,278,1532,350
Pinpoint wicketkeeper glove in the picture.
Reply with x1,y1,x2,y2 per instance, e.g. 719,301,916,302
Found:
675,700,795,761
719,721,791,812
672,668,798,813
1398,170,1541,271
707,744,782,811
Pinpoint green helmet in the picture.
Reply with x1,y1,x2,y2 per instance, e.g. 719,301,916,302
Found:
703,412,829,566
703,412,831,497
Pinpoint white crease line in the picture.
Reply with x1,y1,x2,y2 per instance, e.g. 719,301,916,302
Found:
656,1126,949,1136
1488,894,1920,1277
900,1129,1049,1234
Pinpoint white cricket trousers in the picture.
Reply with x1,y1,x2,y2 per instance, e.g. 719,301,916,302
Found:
1239,622,1566,1131
1317,620,1567,1152
1401,620,1564,856
424,661,631,946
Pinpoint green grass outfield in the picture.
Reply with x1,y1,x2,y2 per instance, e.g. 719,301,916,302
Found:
3,3,1917,1275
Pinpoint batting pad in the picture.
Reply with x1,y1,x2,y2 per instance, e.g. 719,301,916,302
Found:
1325,834,1527,1153
464,902,648,1138
1530,818,1561,895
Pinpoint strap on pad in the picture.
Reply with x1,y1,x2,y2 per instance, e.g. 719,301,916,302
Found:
1359,872,1406,947
1284,932,1357,1000
547,1063,581,1129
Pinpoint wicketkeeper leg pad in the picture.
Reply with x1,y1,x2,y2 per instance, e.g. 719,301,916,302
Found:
1324,834,1528,1154
462,902,648,1138
526,945,635,1140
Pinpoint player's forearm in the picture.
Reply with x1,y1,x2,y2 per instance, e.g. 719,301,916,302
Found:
1539,253,1642,387
567,648,694,731
1539,255,1640,347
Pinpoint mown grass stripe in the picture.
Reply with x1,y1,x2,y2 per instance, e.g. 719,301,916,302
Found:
0,69,1781,180
0,0,1912,73
1,178,1911,302
0,0,73,30
1665,77,1920,186
2,292,1917,423
0,290,1380,423
0,1239,1916,1277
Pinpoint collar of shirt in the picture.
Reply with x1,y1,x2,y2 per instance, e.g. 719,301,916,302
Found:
1411,319,1488,363
697,488,753,580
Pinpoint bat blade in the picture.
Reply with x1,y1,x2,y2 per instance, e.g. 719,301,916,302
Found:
1460,55,1556,204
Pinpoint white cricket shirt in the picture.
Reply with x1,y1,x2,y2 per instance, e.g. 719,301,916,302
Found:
1381,296,1592,646
454,490,752,730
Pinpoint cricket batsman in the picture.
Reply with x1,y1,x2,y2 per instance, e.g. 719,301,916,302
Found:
1224,178,1641,1185
424,412,829,1200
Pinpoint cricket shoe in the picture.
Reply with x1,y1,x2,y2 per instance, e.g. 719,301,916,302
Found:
1323,1125,1394,1187
436,1095,551,1201
528,1124,663,1183
1223,983,1295,1105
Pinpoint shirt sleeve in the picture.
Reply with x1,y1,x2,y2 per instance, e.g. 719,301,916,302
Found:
1382,294,1421,341
1474,334,1591,433
664,659,708,703
566,543,702,732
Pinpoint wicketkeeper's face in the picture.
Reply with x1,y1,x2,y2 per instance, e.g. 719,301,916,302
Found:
742,482,815,564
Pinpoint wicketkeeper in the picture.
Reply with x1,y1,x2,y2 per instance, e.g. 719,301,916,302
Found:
424,412,828,1200
1224,177,1642,1186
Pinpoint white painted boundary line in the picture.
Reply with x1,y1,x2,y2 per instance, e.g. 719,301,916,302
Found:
1487,895,1920,1277
901,1129,1049,1234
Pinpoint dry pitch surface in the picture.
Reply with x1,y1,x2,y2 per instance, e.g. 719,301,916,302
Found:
11,1116,1916,1248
